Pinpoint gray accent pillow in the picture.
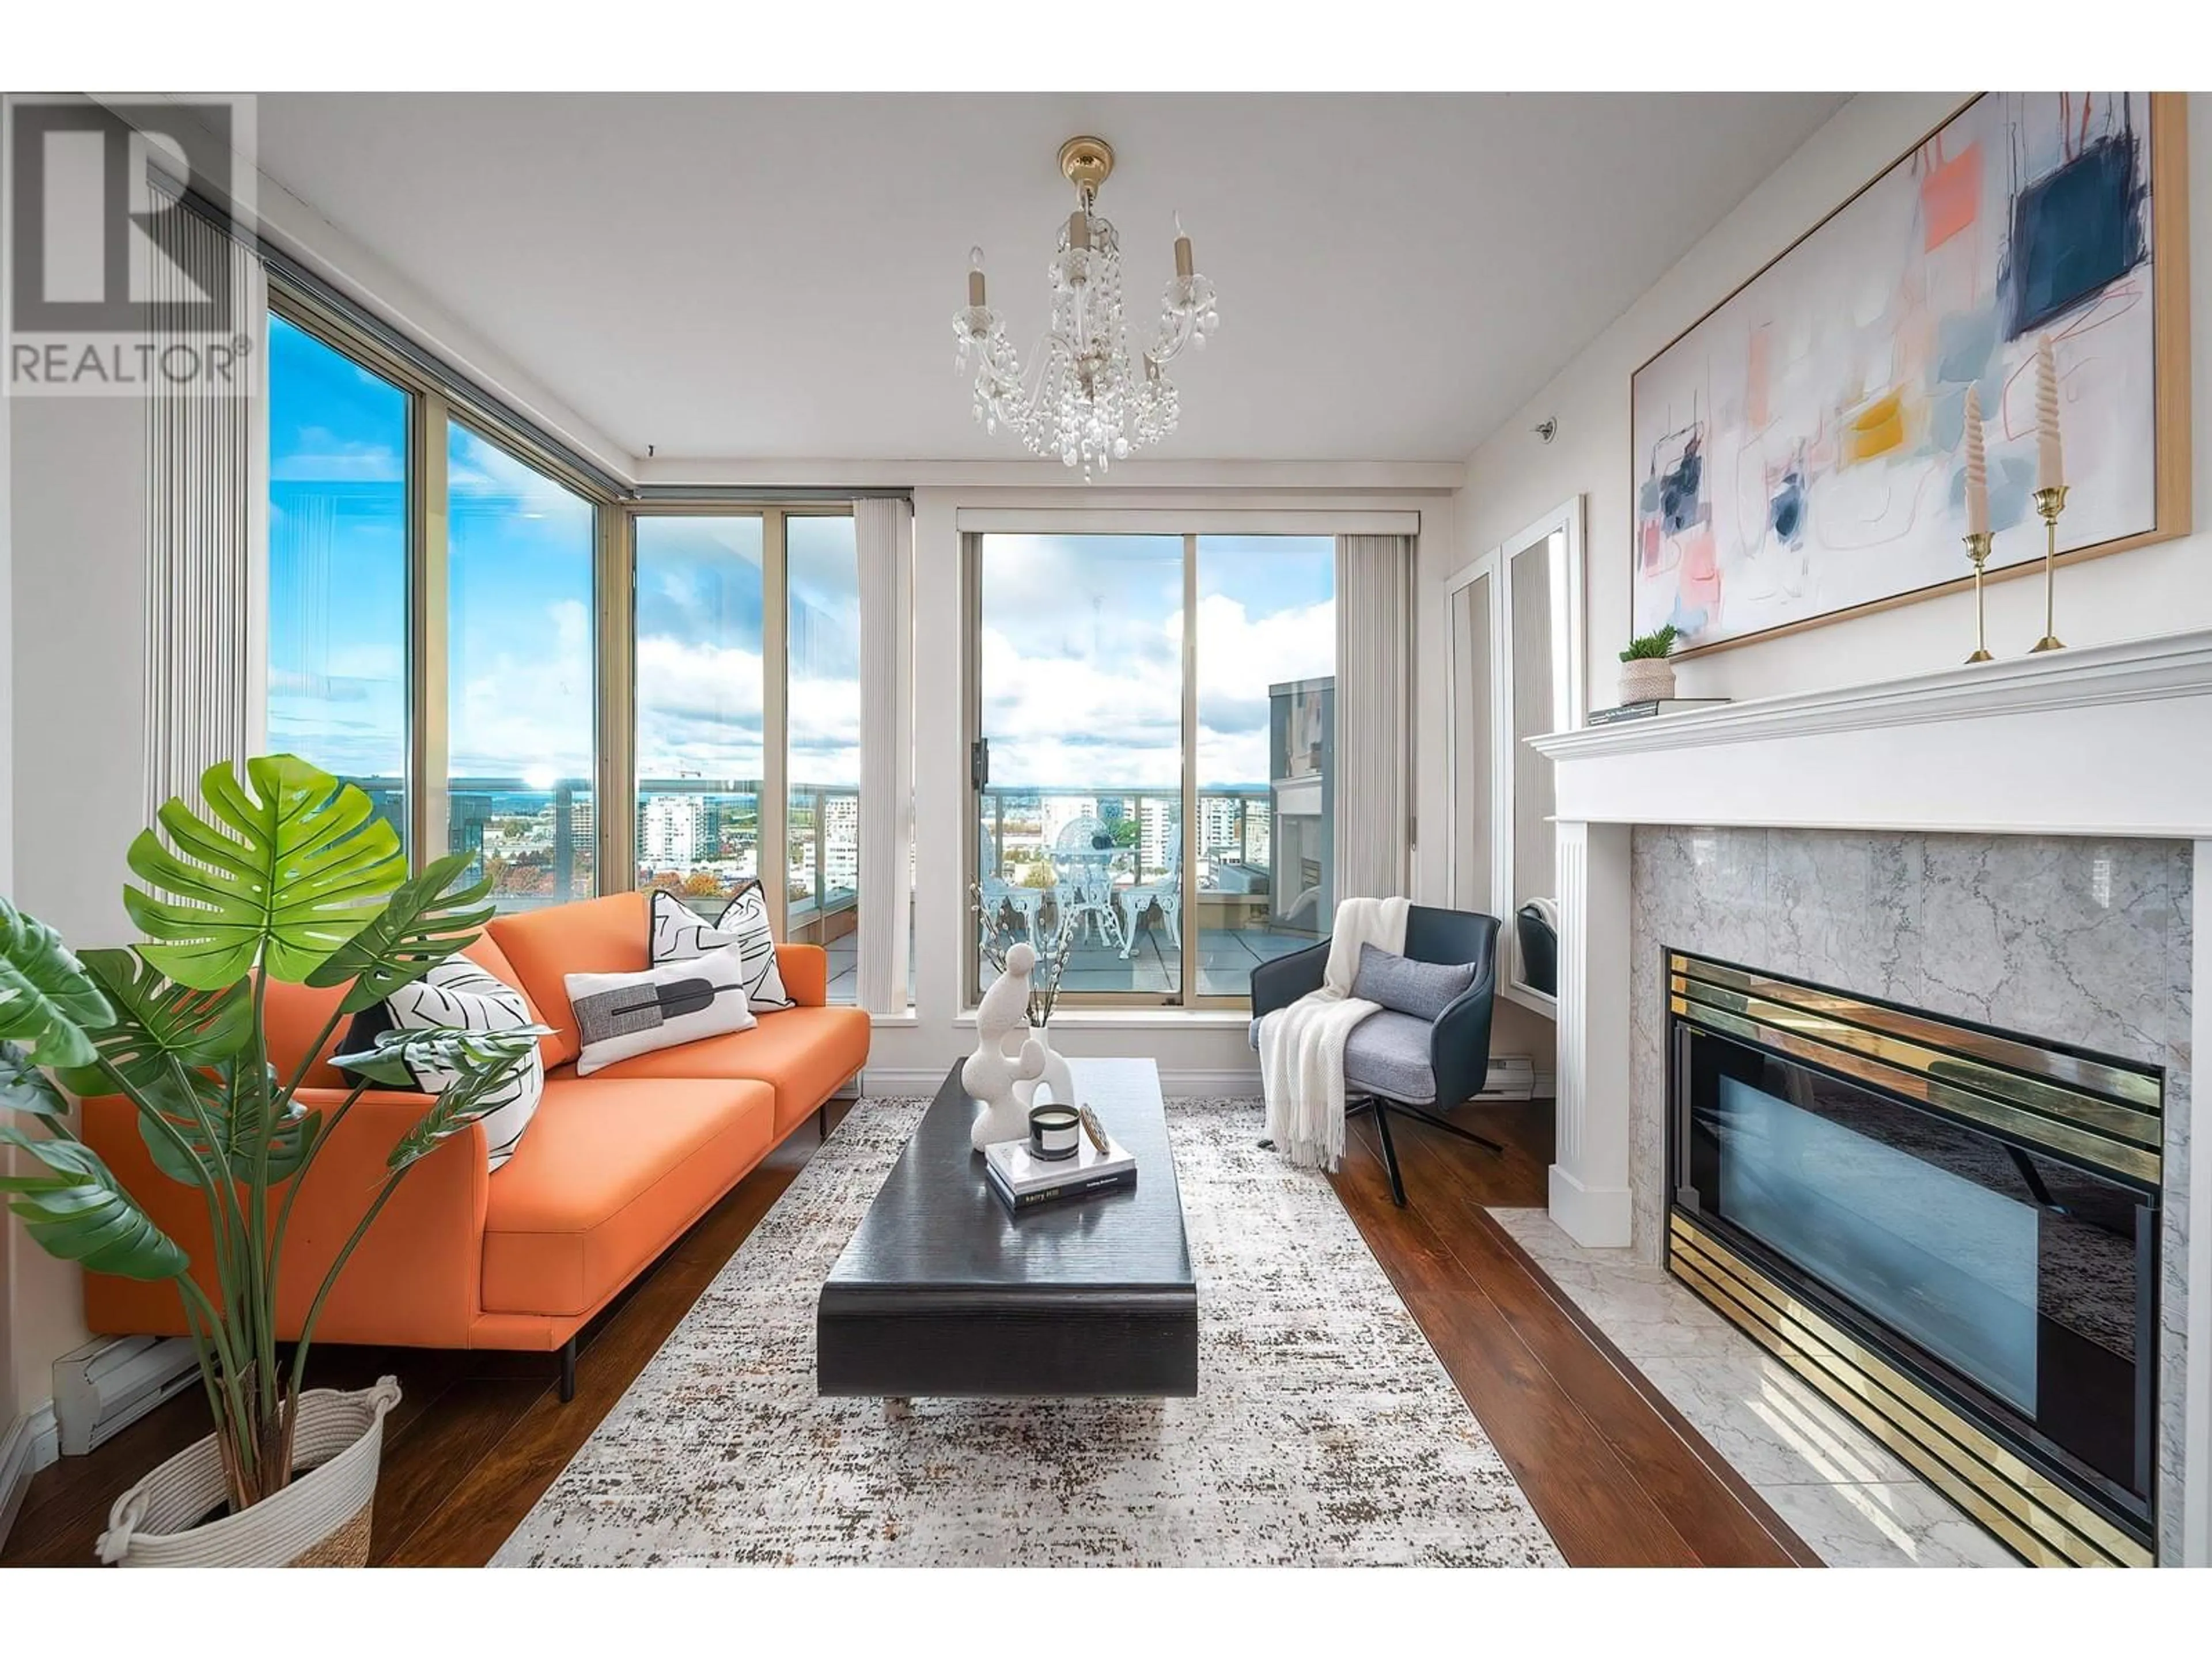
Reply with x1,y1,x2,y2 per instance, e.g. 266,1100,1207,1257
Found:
1352,944,1476,1022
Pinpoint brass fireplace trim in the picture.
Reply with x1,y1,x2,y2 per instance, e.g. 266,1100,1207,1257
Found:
1667,1213,2153,1568
1668,953,2164,1187
1671,955,2161,1111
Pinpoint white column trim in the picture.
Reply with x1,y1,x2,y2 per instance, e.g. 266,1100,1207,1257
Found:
854,498,911,1014
1548,819,1632,1247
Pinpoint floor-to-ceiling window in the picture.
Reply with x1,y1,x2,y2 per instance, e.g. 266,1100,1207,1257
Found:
266,313,411,848
632,515,767,911
786,514,862,1005
1194,535,1336,998
447,422,599,909
971,531,1334,1006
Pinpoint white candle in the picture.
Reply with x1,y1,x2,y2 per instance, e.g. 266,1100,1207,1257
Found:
2035,334,2065,491
1963,384,1990,537
967,246,987,308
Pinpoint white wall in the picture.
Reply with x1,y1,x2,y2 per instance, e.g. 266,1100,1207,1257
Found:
5,392,146,1419
1453,92,2212,709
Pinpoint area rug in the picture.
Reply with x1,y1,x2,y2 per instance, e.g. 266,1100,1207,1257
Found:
494,1097,1562,1566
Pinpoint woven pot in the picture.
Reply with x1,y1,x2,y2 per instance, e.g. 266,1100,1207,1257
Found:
1618,657,1677,704
96,1377,400,1567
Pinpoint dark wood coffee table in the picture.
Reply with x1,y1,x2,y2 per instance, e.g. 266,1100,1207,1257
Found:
816,1057,1198,1404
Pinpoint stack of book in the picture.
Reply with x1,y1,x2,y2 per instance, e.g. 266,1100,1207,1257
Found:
982,1131,1138,1214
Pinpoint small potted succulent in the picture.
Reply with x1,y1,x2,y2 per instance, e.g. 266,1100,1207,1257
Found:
1619,623,1681,704
0,756,542,1566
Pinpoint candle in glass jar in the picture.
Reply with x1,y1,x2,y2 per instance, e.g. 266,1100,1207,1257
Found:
2035,334,2065,491
1962,384,1990,537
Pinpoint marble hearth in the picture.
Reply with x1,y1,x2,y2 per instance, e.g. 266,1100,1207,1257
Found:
1528,630,2212,1567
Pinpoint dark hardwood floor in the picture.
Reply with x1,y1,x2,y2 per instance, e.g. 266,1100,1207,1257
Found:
3,1092,1813,1569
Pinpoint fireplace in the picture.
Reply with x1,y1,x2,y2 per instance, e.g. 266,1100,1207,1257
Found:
1665,950,2162,1567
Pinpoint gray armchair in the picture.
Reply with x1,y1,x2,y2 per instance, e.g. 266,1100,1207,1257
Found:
1251,906,1503,1207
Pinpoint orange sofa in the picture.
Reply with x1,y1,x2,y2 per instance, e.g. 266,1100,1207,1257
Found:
82,892,870,1397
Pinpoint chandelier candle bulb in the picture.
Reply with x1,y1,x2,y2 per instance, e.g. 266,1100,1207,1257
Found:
968,247,987,308
1174,211,1194,279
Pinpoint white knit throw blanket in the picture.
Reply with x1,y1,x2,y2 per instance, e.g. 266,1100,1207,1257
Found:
1259,896,1410,1171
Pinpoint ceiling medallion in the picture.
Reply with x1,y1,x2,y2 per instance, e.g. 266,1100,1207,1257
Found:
953,134,1219,478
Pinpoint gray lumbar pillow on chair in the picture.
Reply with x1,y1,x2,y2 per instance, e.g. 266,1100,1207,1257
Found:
1352,944,1476,1022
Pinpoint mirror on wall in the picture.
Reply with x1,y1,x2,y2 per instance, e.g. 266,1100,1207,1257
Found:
1445,496,1584,1017
1446,560,1495,916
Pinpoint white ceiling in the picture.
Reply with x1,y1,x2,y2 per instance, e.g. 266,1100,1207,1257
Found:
253,92,1849,467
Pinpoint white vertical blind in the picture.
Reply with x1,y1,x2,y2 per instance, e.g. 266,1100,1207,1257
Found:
1334,533,1412,901
143,215,267,816
854,497,912,1014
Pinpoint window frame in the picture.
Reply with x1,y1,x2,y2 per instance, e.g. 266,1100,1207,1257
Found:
622,503,858,944
961,525,1339,1014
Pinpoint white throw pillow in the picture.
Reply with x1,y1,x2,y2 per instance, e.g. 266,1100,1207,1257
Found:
566,944,759,1077
648,886,792,1011
366,958,546,1172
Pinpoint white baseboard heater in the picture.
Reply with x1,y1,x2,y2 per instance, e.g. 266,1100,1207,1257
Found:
54,1335,199,1457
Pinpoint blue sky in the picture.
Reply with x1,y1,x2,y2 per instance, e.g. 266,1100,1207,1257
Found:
270,317,1331,794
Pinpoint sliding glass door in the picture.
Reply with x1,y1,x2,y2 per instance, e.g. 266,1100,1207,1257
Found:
971,532,1334,1007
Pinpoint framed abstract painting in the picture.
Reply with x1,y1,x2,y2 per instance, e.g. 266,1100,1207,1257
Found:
1630,92,2190,655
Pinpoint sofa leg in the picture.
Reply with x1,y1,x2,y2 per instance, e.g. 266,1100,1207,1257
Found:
558,1336,577,1403
817,1103,829,1141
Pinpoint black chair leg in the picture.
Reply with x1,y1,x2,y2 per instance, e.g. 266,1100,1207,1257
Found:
1371,1099,1409,1208
558,1336,577,1403
1391,1100,1507,1158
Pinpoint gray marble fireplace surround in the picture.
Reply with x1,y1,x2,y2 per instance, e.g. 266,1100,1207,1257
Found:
1628,825,2193,1565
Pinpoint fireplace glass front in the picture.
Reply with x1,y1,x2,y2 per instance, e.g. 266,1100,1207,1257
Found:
1665,952,2161,1566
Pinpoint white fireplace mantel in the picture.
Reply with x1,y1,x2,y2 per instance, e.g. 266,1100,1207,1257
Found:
1529,626,2212,839
1526,626,2212,1566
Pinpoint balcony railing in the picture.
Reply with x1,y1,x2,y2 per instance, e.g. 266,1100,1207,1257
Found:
331,775,859,927
978,784,1274,892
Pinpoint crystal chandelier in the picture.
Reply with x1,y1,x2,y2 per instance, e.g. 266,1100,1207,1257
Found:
953,135,1219,476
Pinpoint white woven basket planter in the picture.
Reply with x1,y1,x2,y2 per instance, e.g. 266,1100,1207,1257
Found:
96,1377,401,1567
1618,657,1677,704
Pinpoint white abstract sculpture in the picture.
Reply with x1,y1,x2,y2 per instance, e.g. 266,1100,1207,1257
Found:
964,941,1048,1152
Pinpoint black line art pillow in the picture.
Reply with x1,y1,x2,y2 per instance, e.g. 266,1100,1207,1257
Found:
647,885,792,1012
347,957,546,1172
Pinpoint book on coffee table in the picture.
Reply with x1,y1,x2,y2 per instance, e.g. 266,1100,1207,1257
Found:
982,1131,1138,1214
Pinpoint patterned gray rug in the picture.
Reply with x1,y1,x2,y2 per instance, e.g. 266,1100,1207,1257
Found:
494,1097,1561,1566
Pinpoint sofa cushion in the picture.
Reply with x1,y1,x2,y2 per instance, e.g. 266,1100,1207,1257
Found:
1246,1007,1437,1104
1351,944,1475,1022
258,934,548,1089
354,956,547,1171
1343,1010,1438,1104
480,1075,774,1317
584,1004,870,1138
487,892,652,1069
649,887,791,1011
567,946,758,1076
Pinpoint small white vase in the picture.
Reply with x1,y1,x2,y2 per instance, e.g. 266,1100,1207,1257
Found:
1619,657,1677,704
1015,1024,1076,1111
96,1377,401,1567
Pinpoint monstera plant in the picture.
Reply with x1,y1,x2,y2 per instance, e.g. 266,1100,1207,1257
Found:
0,756,541,1530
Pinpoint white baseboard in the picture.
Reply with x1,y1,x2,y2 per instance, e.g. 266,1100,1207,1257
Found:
1547,1165,1634,1248
54,1335,199,1457
0,1400,60,1554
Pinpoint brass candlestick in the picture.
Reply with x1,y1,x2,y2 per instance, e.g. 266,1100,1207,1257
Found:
2029,484,2069,653
1961,531,1994,662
